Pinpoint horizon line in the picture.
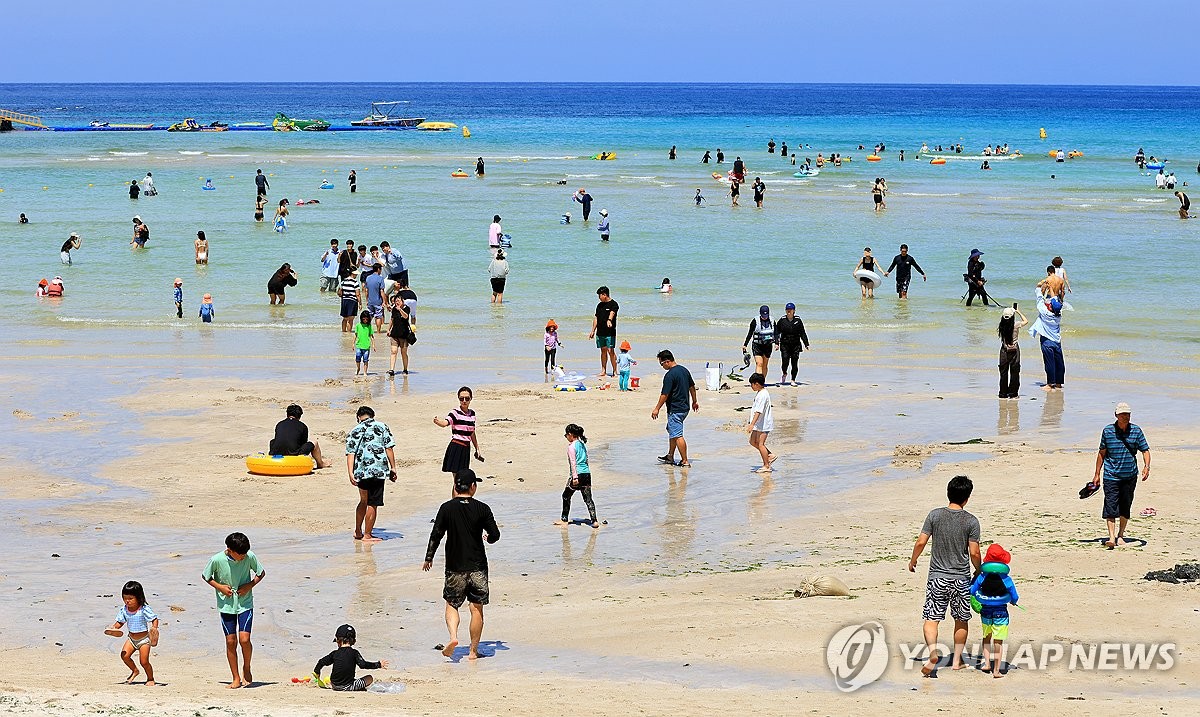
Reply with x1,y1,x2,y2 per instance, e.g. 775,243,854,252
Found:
2,81,1199,89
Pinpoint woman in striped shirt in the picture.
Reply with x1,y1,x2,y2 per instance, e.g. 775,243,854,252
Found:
433,386,484,475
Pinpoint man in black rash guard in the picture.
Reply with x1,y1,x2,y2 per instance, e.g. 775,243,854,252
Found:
884,243,927,299
775,302,811,386
423,470,500,661
269,404,330,468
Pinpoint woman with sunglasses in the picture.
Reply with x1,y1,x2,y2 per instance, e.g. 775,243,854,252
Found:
434,387,484,476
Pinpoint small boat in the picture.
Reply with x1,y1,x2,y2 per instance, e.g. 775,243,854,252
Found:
416,121,457,131
350,101,425,128
167,118,228,132
88,120,156,130
273,113,331,132
590,152,617,160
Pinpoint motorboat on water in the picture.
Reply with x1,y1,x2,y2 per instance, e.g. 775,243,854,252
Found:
350,102,425,128
167,118,228,132
273,113,331,132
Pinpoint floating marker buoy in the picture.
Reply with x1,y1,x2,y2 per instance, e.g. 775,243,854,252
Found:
42,186,48,190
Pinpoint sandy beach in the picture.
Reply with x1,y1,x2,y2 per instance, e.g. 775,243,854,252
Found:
2,368,1197,716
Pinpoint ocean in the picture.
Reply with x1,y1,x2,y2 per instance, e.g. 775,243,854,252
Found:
1,82,1198,388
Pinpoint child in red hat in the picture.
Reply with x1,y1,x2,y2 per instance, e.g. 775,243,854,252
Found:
970,543,1020,678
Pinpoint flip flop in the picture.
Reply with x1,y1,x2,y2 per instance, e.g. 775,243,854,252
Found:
1139,507,1157,517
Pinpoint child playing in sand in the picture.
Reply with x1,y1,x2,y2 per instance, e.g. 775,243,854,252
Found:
544,320,561,374
173,278,183,318
354,310,374,375
104,580,159,685
616,340,636,391
202,532,265,689
313,624,389,691
554,423,599,528
746,373,775,472
199,293,214,323
970,543,1019,678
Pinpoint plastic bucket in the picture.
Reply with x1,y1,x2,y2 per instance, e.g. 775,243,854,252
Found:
705,363,722,391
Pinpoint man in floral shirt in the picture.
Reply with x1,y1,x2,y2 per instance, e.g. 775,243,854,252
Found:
345,405,397,542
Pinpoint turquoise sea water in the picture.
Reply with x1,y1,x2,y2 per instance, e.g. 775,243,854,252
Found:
1,83,1198,383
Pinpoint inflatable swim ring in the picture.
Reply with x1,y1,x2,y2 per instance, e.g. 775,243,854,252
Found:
450,171,469,178
245,453,313,477
793,169,819,177
202,185,216,190
274,217,287,232
1145,162,1165,170
1068,151,1084,158
1047,150,1059,158
929,158,946,165
319,182,334,189
554,384,587,392
854,269,883,289
866,155,882,162
711,172,723,180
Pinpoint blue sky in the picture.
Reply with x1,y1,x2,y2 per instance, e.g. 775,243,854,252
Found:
4,0,1172,84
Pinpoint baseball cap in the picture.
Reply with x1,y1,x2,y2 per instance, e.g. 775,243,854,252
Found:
70,232,79,238
759,305,770,316
1114,402,1132,415
785,302,796,310
984,543,1011,565
454,469,478,493
1049,298,1063,313
335,624,356,641
1002,307,1015,318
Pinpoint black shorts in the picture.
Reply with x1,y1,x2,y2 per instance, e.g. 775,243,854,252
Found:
257,186,267,196
284,442,315,456
873,194,883,204
490,277,506,293
267,282,285,295
752,342,773,358
358,478,385,507
443,569,489,608
340,298,359,317
388,271,409,288
1102,477,1137,519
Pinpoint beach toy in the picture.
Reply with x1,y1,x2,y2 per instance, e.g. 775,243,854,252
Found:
554,384,587,392
1145,162,1165,170
854,269,883,289
274,217,287,232
1039,127,1047,139
929,158,947,165
451,170,469,178
866,155,882,162
590,152,617,160
1068,151,1084,158
793,169,819,177
1048,150,1059,158
630,377,640,388
319,182,334,189
245,453,313,477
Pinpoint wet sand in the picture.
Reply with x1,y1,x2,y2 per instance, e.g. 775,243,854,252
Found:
1,366,1198,714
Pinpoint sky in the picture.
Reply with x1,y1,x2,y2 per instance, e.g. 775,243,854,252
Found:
3,0,1179,84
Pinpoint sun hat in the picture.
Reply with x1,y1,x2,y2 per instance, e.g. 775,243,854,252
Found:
984,543,1011,565
1002,307,1015,318
619,340,631,351
599,209,608,216
132,216,141,222
546,320,558,330
38,278,48,286
69,232,79,238
1114,402,1132,415
970,248,984,257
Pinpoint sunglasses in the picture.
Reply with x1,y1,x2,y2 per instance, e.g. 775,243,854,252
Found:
458,396,472,402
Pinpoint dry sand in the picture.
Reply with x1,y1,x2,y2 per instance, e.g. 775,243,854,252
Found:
1,375,1197,715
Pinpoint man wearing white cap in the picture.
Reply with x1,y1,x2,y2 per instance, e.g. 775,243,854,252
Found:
1089,402,1150,548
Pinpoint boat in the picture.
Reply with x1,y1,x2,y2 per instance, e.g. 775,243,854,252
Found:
416,121,457,131
273,113,331,132
88,120,156,130
350,101,425,128
167,118,228,132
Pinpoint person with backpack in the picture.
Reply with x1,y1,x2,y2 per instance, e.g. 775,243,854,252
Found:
969,543,1019,678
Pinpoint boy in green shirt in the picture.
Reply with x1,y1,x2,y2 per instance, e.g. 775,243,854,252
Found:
354,310,374,376
201,532,265,689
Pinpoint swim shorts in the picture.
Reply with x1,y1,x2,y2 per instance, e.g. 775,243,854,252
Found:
357,477,385,507
1102,477,1137,519
921,576,972,622
666,412,687,439
490,277,506,293
355,348,371,363
340,298,359,318
60,251,71,265
443,569,489,608
368,303,383,319
752,341,773,358
981,608,1011,640
595,335,616,349
332,678,369,691
220,609,253,636
896,277,911,295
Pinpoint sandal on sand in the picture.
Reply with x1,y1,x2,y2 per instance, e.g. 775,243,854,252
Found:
657,455,674,464
1139,507,1157,517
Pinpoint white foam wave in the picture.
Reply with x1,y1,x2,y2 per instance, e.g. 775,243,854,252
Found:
178,151,204,155
565,174,600,178
898,192,962,197
109,151,148,156
207,154,250,158
57,317,332,330
1134,198,1169,203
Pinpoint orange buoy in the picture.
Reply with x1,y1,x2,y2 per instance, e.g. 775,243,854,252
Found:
866,155,882,162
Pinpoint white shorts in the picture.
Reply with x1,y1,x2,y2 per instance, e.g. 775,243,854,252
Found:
60,251,71,265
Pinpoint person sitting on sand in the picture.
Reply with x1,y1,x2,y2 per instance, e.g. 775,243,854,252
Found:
269,404,330,468
313,624,389,691
908,475,981,676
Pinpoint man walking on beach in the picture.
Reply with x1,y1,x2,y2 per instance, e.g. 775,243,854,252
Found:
884,244,927,299
650,350,699,467
255,169,269,198
908,475,981,676
345,405,397,543
1089,402,1150,549
589,286,619,378
423,469,500,661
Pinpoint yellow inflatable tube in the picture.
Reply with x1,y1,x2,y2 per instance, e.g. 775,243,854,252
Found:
245,453,313,476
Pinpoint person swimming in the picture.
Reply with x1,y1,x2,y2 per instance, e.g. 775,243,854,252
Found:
659,278,672,294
